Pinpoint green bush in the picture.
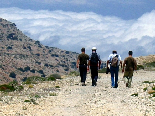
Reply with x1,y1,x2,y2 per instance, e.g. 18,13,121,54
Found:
23,76,45,84
98,68,106,73
143,87,147,91
9,72,16,78
131,93,138,97
137,65,144,70
69,71,80,76
55,86,60,88
144,62,155,67
51,74,61,79
152,86,155,90
16,85,24,91
0,80,24,92
9,80,18,86
152,94,155,97
49,93,57,96
0,84,15,92
142,81,154,84
46,76,56,81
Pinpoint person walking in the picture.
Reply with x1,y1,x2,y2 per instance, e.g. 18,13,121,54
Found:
107,50,122,88
88,47,101,86
122,51,137,88
76,47,89,86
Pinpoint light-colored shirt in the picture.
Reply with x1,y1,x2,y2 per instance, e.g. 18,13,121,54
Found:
108,53,121,66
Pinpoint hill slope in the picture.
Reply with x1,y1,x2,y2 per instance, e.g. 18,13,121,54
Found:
0,18,78,84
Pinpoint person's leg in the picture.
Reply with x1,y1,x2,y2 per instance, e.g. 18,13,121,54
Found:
128,77,132,88
114,66,119,88
82,65,87,85
91,67,96,86
79,65,83,82
94,67,98,82
110,66,115,87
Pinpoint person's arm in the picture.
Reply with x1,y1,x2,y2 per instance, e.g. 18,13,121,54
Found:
120,60,122,68
122,61,125,73
98,60,101,69
134,59,137,71
106,60,109,69
76,59,80,68
88,60,90,70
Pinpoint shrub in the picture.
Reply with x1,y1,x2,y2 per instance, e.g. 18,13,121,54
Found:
0,84,15,92
51,74,61,79
131,93,138,97
143,87,147,91
30,69,35,73
152,94,155,97
69,71,80,76
142,81,154,84
49,93,57,96
98,68,106,73
0,80,24,92
23,76,45,84
18,67,24,72
9,80,18,86
38,70,44,74
152,86,155,90
24,66,30,72
9,72,16,78
46,76,56,81
144,62,155,67
55,86,60,88
6,46,12,49
137,65,144,70
35,94,41,99
16,85,24,91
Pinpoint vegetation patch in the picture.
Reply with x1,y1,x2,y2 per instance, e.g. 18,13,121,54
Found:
142,81,154,84
24,99,38,105
131,93,138,97
49,93,57,96
144,62,155,67
137,65,144,70
55,86,60,88
143,87,147,91
98,68,106,73
0,84,15,92
69,71,80,76
0,80,24,92
23,76,45,84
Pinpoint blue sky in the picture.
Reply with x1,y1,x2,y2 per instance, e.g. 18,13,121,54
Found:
0,0,155,60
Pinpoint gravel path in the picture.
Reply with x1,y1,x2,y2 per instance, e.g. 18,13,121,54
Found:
0,70,155,116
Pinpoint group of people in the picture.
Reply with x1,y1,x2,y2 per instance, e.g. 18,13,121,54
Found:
76,47,137,88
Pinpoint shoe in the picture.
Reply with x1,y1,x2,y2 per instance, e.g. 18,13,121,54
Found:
93,79,97,86
126,83,128,87
82,83,86,86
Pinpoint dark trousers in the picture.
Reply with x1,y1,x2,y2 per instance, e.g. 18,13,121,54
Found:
79,65,87,83
110,66,119,88
90,67,98,85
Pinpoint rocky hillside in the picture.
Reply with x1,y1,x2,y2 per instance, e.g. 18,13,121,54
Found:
0,18,79,84
135,55,155,65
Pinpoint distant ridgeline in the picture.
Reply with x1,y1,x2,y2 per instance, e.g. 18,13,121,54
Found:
0,17,79,84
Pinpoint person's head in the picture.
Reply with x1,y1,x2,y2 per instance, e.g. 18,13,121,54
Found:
81,47,85,52
128,51,133,56
112,50,117,54
92,47,97,53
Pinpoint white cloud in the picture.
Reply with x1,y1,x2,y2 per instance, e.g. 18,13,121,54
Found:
0,7,155,60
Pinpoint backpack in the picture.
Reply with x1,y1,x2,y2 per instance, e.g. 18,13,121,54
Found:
90,53,99,66
111,55,118,67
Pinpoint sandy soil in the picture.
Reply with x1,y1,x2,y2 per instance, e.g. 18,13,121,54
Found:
0,70,155,116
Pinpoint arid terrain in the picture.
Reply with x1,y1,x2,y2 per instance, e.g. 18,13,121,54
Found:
0,70,155,116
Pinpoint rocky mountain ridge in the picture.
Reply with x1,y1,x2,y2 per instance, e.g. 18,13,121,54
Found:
0,18,78,84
